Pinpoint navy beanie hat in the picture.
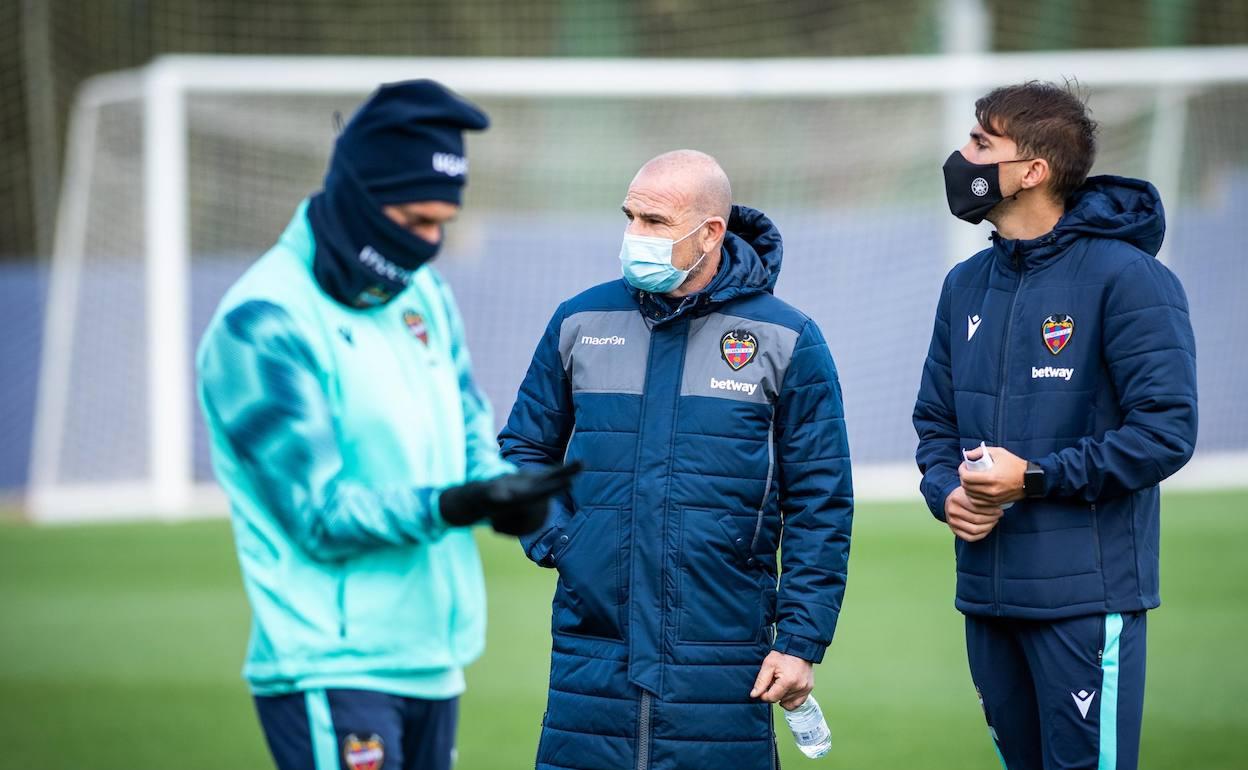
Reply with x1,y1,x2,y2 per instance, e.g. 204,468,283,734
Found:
307,80,489,308
332,79,490,205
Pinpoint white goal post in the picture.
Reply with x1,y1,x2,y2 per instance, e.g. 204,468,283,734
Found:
29,47,1248,522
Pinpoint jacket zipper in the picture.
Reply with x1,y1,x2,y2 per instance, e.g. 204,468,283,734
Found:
631,319,671,770
636,691,653,770
628,330,659,584
655,327,690,680
993,265,1026,615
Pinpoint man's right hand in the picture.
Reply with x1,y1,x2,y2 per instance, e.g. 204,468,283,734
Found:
944,486,1004,542
439,462,582,536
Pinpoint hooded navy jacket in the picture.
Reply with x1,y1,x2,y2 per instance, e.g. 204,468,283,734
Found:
500,206,853,770
914,176,1197,619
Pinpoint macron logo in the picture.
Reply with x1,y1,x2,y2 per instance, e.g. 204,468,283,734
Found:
967,314,983,341
432,152,468,177
581,335,626,346
710,377,758,396
1072,690,1096,719
1032,366,1075,381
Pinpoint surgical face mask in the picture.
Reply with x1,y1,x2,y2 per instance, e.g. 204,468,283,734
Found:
619,219,709,293
942,150,1034,225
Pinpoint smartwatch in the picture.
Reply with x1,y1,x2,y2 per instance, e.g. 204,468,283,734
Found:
1023,461,1046,498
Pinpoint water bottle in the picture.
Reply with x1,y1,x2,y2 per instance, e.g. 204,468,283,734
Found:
782,694,831,759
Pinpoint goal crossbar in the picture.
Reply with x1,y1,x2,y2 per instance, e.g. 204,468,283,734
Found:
28,48,1248,521
142,47,1248,95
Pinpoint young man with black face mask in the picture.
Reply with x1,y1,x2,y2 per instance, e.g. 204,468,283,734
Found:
914,82,1198,770
197,80,578,770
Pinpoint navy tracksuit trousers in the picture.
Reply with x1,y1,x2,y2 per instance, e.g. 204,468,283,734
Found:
254,689,458,770
967,612,1147,770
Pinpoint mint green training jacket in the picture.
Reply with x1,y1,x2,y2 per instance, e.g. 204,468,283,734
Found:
197,201,511,698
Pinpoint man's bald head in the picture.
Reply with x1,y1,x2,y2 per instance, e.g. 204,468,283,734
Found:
631,150,733,223
621,149,732,298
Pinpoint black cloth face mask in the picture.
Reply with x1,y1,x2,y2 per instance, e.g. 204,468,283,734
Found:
308,153,442,309
942,151,1034,225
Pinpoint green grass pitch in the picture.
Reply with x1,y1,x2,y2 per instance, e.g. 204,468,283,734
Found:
1,490,1245,769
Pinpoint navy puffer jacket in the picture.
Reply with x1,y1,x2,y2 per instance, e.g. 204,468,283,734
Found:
500,206,853,770
914,176,1197,619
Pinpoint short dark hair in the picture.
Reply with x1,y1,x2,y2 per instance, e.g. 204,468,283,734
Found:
975,80,1098,201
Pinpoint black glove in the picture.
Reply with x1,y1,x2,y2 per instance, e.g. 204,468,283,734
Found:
439,462,582,536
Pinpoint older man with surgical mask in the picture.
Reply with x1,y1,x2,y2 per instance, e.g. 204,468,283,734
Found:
500,150,855,770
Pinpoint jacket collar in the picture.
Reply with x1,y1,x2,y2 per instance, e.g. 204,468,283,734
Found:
991,227,1065,273
991,175,1164,273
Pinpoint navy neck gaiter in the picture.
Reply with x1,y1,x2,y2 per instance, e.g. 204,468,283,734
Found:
308,154,441,309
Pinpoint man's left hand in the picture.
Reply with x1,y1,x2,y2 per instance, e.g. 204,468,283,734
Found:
959,445,1027,507
750,650,815,710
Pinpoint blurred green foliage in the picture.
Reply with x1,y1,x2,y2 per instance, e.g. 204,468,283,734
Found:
3,0,1246,258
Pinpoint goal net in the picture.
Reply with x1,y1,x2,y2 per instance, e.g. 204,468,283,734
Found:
27,49,1248,521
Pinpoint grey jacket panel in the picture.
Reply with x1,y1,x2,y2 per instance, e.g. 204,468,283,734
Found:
680,312,800,405
559,310,653,395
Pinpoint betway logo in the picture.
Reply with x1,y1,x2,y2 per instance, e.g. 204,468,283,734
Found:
581,335,626,346
710,377,758,396
1032,366,1075,381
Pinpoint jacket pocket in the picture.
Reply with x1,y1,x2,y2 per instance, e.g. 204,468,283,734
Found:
997,500,1100,579
552,506,624,640
678,508,766,644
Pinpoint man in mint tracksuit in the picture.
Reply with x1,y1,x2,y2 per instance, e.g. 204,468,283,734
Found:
198,81,577,770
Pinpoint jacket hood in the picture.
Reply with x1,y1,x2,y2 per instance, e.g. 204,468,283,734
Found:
993,175,1165,270
632,204,783,323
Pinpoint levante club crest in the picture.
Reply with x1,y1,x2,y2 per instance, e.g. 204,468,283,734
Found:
721,329,758,371
1042,314,1074,355
402,310,429,345
342,734,384,770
